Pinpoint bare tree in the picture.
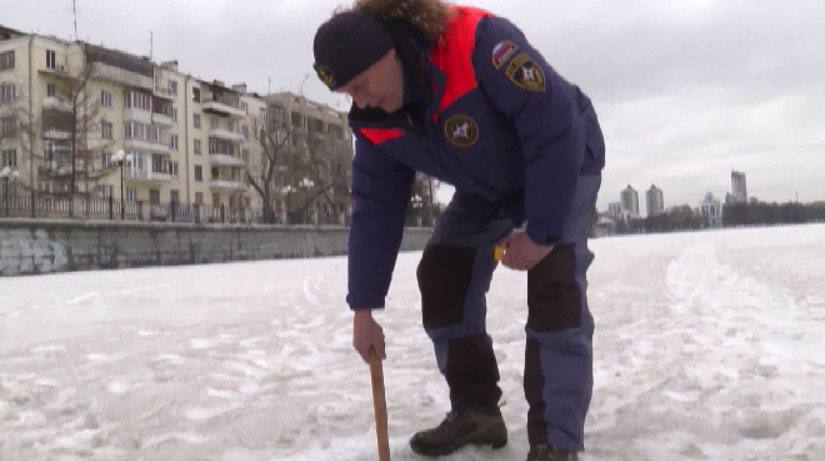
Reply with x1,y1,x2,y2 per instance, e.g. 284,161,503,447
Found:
246,106,291,223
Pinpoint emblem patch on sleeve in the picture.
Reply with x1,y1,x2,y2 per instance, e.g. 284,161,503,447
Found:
491,40,519,69
505,53,546,92
443,114,479,148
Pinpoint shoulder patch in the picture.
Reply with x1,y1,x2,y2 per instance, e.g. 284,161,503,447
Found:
491,40,519,69
443,114,479,148
505,53,546,92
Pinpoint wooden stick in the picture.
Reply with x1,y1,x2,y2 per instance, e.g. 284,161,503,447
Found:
369,349,390,461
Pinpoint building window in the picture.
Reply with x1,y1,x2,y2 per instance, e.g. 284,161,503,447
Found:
212,193,220,207
209,117,218,129
170,189,179,204
192,87,200,103
241,125,249,139
211,167,219,179
194,165,203,181
1,116,15,138
101,121,113,139
194,139,201,155
0,50,14,71
0,83,15,104
241,148,249,163
169,80,178,96
101,151,113,168
1,149,16,168
126,187,137,202
171,161,179,176
194,192,203,204
46,49,56,69
149,189,160,205
170,134,178,151
151,154,165,173
125,90,151,111
193,113,201,129
99,184,114,199
101,90,112,107
47,83,56,97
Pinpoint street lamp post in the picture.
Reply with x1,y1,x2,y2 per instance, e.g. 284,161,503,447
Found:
1,166,19,217
299,177,315,224
112,149,126,220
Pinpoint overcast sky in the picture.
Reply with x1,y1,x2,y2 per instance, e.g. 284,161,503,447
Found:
4,0,824,212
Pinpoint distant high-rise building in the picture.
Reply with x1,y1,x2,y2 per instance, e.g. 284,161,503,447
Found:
731,171,747,203
646,184,664,216
607,202,622,217
700,192,722,227
620,185,639,216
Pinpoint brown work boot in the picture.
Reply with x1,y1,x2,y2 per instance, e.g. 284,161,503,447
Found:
527,443,578,461
409,406,507,456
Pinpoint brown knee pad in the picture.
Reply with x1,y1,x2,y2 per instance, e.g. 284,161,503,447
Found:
417,244,476,329
527,244,582,332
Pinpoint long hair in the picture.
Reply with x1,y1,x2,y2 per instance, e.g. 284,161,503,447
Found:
348,0,452,44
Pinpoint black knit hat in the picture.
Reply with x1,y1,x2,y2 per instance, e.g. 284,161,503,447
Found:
313,11,395,90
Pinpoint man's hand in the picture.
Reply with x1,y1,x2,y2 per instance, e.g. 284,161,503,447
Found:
353,309,386,363
499,231,554,271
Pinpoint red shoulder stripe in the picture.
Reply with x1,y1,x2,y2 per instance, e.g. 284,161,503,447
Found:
428,6,492,119
359,127,405,144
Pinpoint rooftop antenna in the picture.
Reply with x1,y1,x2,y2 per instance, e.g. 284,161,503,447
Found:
72,0,79,40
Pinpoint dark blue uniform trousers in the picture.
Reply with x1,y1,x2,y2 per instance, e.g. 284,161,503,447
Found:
416,174,600,452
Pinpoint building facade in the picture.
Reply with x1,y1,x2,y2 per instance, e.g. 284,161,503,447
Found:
646,184,664,216
700,191,722,228
0,24,351,223
620,184,640,217
730,170,747,203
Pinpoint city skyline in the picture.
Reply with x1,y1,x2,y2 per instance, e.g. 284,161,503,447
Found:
2,1,824,209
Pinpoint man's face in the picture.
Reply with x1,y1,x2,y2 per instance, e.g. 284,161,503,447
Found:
336,49,403,113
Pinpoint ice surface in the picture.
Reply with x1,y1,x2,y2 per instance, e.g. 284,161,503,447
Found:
1,224,824,460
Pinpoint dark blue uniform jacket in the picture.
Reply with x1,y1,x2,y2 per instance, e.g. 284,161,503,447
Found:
346,6,605,309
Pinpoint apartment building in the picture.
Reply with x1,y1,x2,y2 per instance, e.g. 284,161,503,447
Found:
263,92,353,225
0,24,351,223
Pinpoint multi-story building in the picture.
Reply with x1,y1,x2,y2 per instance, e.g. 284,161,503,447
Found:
607,202,622,218
700,191,722,228
646,184,664,216
730,170,747,203
0,24,351,223
620,184,640,217
263,92,352,224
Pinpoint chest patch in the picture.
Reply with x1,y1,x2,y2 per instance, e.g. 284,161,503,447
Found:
443,114,479,148
505,53,546,92
491,40,519,69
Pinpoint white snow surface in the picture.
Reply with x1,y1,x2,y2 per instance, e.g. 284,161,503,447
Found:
2,224,825,460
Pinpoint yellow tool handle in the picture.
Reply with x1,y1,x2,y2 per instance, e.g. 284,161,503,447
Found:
492,244,505,262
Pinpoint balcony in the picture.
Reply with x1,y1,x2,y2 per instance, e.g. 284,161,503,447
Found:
43,129,72,140
37,64,74,80
42,96,73,112
123,107,152,124
124,138,170,153
210,179,246,191
209,127,244,142
209,153,244,167
152,112,175,125
91,62,153,91
203,99,245,118
127,168,172,183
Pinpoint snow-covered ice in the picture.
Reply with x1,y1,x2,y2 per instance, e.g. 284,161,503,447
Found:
1,224,824,460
